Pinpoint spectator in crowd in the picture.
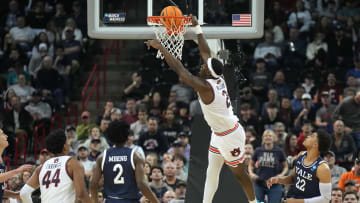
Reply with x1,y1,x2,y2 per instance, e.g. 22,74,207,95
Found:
77,144,95,180
130,108,148,143
323,151,348,188
239,87,260,116
9,16,34,50
96,101,113,124
144,161,151,183
318,73,343,104
163,162,182,191
278,97,295,128
173,154,187,181
306,32,328,61
149,166,172,199
261,89,279,118
147,91,165,118
110,107,122,121
291,87,305,115
25,90,52,122
345,57,360,82
99,118,110,136
26,0,51,30
125,131,145,160
167,91,177,110
294,93,316,129
245,128,261,149
331,187,344,203
271,71,291,99
174,181,186,200
88,138,102,162
122,98,138,125
239,103,258,130
7,74,35,104
344,180,357,193
162,108,181,144
343,191,359,203
254,31,282,69
346,75,359,91
264,18,284,43
65,125,78,154
301,75,317,96
338,158,360,192
76,111,93,141
3,95,33,155
1,0,23,32
259,102,283,133
333,90,360,147
28,42,49,77
138,117,168,156
287,0,312,33
83,126,109,152
123,72,150,102
163,190,176,203
327,23,354,67
38,148,50,165
61,26,81,62
273,122,287,148
32,32,54,58
330,120,357,171
284,134,299,158
146,153,159,167
61,18,83,42
36,56,64,108
70,0,87,34
297,120,313,151
170,77,194,104
248,130,288,203
53,2,68,29
97,191,104,203
315,91,336,132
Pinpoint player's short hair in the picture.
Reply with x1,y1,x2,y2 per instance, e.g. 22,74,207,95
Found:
316,129,332,155
150,166,164,175
105,120,130,145
45,129,67,154
211,58,224,76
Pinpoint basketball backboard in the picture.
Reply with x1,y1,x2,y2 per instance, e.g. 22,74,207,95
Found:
87,0,264,40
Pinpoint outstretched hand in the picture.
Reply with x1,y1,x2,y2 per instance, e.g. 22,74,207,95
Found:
16,164,35,173
145,40,162,50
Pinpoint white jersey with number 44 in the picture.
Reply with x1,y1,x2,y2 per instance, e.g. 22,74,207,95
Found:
39,156,75,202
198,77,239,132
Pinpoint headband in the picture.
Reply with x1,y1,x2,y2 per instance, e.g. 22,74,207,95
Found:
207,58,220,79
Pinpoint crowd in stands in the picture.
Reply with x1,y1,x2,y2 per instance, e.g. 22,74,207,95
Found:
1,0,360,203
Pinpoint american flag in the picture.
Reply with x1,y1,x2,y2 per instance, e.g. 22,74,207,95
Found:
232,14,252,27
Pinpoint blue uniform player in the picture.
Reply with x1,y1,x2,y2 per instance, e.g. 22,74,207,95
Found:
267,129,332,203
0,129,33,201
90,121,159,203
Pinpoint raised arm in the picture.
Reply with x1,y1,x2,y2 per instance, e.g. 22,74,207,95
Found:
134,153,159,203
20,165,42,203
90,155,103,203
191,16,211,61
145,40,210,94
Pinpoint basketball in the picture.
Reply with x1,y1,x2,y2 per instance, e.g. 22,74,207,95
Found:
160,6,183,34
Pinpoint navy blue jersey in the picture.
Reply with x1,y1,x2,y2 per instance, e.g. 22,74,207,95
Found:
290,152,325,199
102,147,141,201
0,163,5,201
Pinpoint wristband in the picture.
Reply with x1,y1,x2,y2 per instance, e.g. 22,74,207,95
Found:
194,25,203,34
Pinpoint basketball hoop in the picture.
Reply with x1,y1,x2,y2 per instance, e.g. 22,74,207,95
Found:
147,16,191,60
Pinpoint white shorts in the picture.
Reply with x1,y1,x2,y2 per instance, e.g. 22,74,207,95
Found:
208,122,246,167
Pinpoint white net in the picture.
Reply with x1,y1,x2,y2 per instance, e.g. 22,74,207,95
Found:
148,17,191,60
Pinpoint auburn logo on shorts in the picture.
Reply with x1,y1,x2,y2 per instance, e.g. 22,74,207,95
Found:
230,147,241,157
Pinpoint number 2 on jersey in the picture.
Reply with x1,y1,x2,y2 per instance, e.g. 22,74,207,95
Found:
42,169,61,188
222,90,230,108
113,164,125,184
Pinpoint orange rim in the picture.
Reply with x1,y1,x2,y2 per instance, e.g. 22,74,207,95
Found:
147,16,192,25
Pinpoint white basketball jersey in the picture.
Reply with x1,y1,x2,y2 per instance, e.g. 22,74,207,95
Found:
198,77,239,132
39,156,75,202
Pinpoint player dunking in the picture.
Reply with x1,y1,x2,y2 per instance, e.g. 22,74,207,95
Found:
267,129,332,203
19,129,91,203
146,16,256,203
90,120,159,203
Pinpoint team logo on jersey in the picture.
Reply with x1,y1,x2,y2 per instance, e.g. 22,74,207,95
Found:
217,79,221,84
230,147,241,157
54,158,59,163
